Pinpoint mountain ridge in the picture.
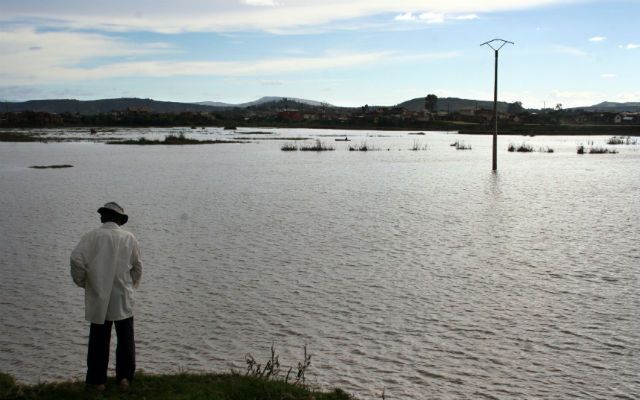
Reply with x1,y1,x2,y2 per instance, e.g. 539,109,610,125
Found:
2,96,640,115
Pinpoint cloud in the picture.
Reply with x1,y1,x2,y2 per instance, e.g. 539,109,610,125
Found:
0,0,577,33
600,73,616,79
0,28,167,84
242,0,278,6
394,12,416,21
394,11,478,24
619,43,640,49
1,52,395,84
418,12,445,24
0,27,460,86
588,36,606,42
454,14,479,20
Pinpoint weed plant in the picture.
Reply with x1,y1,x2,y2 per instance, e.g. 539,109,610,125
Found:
299,139,335,151
281,143,298,151
589,147,618,154
409,140,428,151
455,142,472,150
348,141,378,151
607,136,638,145
508,143,534,152
245,344,312,386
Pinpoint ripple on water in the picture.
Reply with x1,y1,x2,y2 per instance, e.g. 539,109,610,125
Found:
1,132,639,398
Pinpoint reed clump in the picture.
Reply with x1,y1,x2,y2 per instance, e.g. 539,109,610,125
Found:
607,136,637,145
299,139,335,151
508,143,534,152
588,146,618,154
281,143,298,151
348,141,378,151
455,141,472,150
409,140,428,151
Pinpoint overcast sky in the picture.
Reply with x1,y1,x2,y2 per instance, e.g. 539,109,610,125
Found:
0,0,638,108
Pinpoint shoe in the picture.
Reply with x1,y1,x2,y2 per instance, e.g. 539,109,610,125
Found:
93,384,107,391
119,378,130,391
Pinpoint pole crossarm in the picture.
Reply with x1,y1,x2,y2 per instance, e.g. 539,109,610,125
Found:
480,39,514,51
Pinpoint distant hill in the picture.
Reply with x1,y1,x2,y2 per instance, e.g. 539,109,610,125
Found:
571,102,640,113
1,97,337,115
5,96,638,115
2,98,224,115
197,96,334,108
398,96,516,113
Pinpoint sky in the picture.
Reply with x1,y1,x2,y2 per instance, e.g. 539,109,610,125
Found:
0,0,638,108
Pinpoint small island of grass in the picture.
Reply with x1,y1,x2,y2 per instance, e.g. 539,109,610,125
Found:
106,133,247,145
29,164,74,169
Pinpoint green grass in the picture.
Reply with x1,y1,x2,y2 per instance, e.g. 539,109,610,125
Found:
0,372,352,400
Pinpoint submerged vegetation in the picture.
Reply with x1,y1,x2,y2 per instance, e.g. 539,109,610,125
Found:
454,141,472,150
577,145,618,154
106,133,246,145
507,143,535,152
299,139,335,151
607,136,638,145
29,164,73,169
409,140,428,151
281,142,298,151
281,139,334,151
348,141,379,151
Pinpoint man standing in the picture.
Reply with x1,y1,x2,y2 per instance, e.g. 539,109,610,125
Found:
70,202,142,391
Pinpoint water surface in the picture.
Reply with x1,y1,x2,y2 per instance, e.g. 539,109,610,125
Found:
0,128,638,399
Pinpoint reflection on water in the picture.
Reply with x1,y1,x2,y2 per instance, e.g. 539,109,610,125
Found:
0,129,639,399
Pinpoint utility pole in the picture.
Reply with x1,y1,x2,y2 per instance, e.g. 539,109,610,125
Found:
481,39,514,172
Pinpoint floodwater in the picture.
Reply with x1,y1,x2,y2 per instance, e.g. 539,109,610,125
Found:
0,128,638,399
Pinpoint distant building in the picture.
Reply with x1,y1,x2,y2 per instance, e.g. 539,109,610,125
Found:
614,113,636,124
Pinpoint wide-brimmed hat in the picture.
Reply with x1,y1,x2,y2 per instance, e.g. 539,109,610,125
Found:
97,202,129,224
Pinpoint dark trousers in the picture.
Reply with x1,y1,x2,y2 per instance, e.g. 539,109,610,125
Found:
86,317,135,385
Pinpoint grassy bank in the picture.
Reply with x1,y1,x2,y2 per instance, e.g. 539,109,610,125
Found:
0,372,352,400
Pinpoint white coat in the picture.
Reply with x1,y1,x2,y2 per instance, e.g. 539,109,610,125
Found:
70,222,142,324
